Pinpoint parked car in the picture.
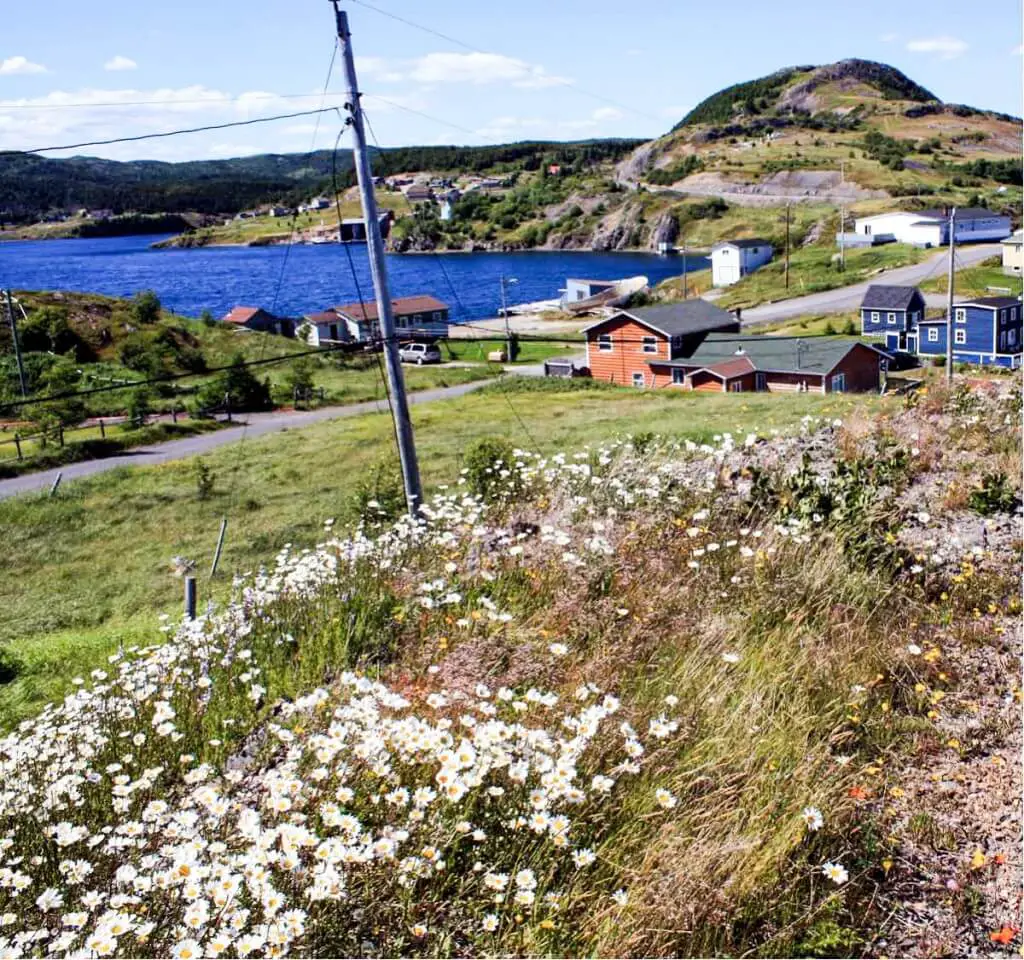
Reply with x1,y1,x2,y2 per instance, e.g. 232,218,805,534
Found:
399,342,442,364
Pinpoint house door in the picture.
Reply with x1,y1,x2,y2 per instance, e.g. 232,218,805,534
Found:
717,265,739,285
907,333,918,353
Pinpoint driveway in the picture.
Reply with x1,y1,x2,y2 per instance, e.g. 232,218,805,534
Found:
740,243,1000,325
0,380,493,501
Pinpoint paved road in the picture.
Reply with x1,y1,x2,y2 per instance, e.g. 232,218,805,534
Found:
0,379,495,501
740,243,1000,325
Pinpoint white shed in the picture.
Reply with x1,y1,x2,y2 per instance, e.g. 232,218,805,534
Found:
710,239,774,287
853,208,1011,247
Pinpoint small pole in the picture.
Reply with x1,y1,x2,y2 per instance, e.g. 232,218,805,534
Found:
3,290,27,399
681,235,688,299
839,206,846,270
784,204,791,290
184,576,197,619
945,207,956,384
99,418,105,439
172,405,178,424
500,275,512,361
49,471,62,496
58,424,64,447
224,393,232,423
209,516,228,578
14,433,21,460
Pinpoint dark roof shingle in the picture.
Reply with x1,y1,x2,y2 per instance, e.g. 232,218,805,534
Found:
585,300,738,337
917,206,1005,221
649,334,881,375
711,238,772,250
336,295,449,322
860,285,921,311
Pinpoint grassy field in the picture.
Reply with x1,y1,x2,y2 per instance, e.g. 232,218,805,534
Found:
0,381,886,724
441,337,581,365
712,243,927,309
919,254,1023,299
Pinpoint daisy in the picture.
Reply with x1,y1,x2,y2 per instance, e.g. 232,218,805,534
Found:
822,861,848,885
801,806,823,831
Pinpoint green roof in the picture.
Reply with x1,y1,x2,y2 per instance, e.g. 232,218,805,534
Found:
649,334,877,375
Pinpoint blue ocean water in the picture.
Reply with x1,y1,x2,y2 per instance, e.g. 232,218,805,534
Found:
0,235,707,322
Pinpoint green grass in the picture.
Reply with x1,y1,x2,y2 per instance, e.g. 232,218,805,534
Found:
712,243,927,309
440,337,581,365
754,311,862,336
919,255,1022,299
0,382,887,724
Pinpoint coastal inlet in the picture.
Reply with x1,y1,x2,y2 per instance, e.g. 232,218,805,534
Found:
2,235,708,323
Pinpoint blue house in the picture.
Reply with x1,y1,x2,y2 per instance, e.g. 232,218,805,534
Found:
859,285,926,352
916,297,1023,369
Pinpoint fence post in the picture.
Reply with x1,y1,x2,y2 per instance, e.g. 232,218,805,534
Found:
224,393,232,423
210,516,228,578
172,405,178,424
49,472,62,497
14,434,21,460
184,576,197,619
58,424,64,447
99,419,105,439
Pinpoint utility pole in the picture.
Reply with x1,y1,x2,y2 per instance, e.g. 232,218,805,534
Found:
945,207,956,384
784,204,791,290
681,235,688,299
838,206,846,271
333,1,422,513
499,275,518,361
3,290,27,398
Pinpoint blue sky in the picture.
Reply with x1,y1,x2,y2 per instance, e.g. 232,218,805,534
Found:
1,0,1020,161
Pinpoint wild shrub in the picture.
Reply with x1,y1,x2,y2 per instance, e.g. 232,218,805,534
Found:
968,472,1017,515
463,436,520,502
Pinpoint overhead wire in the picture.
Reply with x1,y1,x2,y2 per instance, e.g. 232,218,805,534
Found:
346,0,662,124
22,107,344,154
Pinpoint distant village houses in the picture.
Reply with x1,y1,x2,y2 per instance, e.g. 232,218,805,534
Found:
296,296,450,347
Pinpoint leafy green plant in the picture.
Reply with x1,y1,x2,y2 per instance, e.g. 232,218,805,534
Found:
968,472,1017,515
194,459,215,501
352,456,406,525
463,436,520,502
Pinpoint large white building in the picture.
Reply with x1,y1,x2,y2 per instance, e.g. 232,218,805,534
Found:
853,207,1012,248
710,239,774,287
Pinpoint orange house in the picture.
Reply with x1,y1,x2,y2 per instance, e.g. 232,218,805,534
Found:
583,302,741,387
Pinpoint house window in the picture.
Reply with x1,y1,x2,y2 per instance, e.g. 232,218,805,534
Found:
632,372,645,388
955,308,966,323
755,372,766,391
1012,307,1019,321
927,327,939,343
830,373,846,393
1000,332,1007,350
432,311,441,321
870,311,880,324
729,381,743,392
642,336,658,354
1009,329,1018,347
910,310,920,322
886,312,896,326
672,368,685,385
954,329,966,345
597,334,612,352
751,247,759,254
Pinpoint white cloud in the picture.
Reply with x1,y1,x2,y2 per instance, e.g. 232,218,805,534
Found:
103,55,137,72
591,106,623,122
906,36,968,59
0,55,47,75
879,32,897,43
356,51,572,90
475,106,626,141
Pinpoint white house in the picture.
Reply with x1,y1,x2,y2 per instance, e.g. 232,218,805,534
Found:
710,239,774,287
297,309,348,347
853,207,1012,248
306,196,331,211
1002,229,1023,276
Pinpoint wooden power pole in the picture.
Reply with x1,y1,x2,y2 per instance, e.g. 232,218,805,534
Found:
333,2,422,513
784,204,791,290
945,207,956,384
3,290,27,398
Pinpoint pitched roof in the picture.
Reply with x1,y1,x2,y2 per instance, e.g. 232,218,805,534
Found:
304,309,340,324
584,300,737,338
956,296,1023,309
711,238,772,250
650,334,882,376
693,355,757,380
860,285,922,310
223,306,266,325
335,295,449,323
917,206,1003,221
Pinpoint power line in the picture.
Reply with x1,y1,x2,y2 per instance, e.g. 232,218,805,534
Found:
0,92,353,110
23,107,343,154
347,0,662,124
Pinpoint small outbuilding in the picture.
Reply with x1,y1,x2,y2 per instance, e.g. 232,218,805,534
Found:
710,239,773,287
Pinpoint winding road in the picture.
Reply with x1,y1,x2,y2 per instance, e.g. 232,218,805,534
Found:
739,242,1000,324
